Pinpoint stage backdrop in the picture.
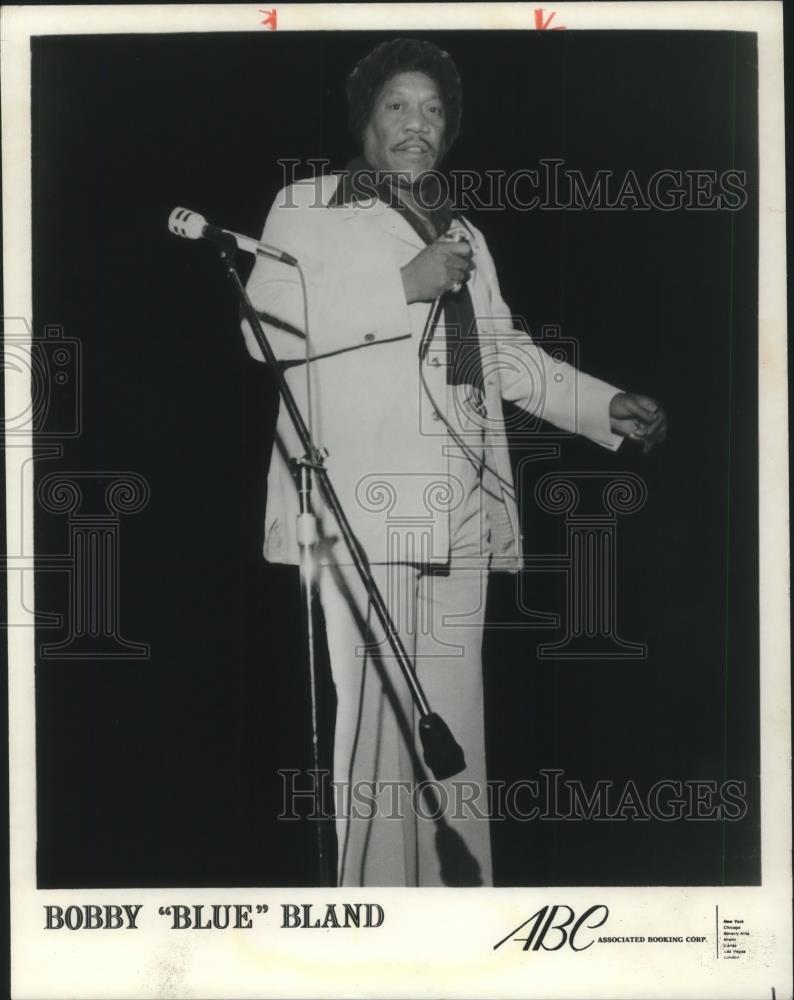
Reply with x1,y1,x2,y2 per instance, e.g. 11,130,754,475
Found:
31,29,758,887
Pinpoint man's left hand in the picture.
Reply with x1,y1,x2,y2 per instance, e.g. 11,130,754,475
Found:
609,393,668,454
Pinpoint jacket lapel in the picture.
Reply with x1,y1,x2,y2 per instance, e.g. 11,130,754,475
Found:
368,202,427,251
335,196,427,252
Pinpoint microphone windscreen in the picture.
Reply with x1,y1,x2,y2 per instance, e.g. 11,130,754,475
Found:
168,207,207,240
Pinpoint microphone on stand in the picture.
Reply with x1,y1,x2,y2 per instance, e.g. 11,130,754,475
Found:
168,207,298,266
417,224,471,362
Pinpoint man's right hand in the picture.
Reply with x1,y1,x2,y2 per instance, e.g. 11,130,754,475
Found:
401,239,474,303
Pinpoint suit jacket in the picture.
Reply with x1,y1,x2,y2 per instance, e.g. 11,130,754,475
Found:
242,175,622,571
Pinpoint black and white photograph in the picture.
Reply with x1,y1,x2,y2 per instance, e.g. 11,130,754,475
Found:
2,3,790,998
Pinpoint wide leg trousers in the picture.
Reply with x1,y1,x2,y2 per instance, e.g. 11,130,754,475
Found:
319,463,493,887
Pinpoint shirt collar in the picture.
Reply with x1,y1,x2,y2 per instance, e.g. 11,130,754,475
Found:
329,156,457,234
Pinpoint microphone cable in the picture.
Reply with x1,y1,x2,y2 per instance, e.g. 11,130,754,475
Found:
417,357,517,501
416,217,517,498
296,262,314,448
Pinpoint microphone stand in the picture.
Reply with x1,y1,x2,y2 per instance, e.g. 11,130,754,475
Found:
209,234,467,886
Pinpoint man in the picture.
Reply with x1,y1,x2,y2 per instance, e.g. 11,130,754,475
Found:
241,38,666,887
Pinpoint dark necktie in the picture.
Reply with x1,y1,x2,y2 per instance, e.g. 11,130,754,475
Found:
332,159,484,390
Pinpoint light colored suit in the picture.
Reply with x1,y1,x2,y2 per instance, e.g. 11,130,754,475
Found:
242,174,622,885
242,174,622,572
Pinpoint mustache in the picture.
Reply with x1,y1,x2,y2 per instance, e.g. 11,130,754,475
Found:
393,138,434,152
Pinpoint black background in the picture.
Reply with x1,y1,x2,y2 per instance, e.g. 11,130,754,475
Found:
30,29,759,887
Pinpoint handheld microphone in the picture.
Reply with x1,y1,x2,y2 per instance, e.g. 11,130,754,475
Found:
418,224,471,362
441,224,471,295
168,207,298,266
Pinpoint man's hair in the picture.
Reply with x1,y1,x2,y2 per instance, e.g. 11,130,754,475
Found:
346,38,463,152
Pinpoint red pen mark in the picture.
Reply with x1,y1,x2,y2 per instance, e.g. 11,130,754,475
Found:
259,8,277,30
534,8,566,30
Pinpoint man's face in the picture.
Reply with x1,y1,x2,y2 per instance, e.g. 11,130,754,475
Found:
362,71,446,181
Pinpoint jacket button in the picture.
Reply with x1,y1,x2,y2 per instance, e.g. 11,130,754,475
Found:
431,412,442,421
428,357,441,367
364,333,375,342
